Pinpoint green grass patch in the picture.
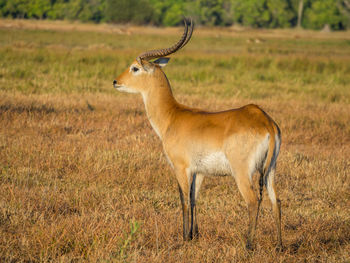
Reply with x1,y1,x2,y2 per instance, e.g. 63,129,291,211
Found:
1,26,350,103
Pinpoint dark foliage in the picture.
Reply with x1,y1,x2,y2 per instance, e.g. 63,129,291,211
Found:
0,0,349,30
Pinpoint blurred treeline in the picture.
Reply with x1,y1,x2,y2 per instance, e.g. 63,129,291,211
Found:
0,0,349,30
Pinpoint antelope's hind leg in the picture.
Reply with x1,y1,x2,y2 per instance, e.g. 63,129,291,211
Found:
230,166,261,250
266,168,282,249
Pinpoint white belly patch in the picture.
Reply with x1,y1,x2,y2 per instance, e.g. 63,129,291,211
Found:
192,152,232,176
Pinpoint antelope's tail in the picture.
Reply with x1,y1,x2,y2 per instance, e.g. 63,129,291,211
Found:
263,124,281,186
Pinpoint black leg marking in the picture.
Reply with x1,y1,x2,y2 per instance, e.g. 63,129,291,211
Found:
189,173,196,239
259,173,264,202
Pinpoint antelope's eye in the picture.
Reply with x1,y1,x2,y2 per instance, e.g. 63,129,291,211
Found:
131,66,139,73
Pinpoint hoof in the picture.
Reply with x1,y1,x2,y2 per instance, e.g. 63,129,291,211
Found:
276,243,284,252
183,236,192,242
245,241,254,251
192,227,199,240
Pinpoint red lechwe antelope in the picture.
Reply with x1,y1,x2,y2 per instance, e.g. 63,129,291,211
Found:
113,18,282,249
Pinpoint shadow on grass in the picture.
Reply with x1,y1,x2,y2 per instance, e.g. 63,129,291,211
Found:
286,217,350,254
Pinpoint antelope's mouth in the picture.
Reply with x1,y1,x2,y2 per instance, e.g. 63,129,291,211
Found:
114,85,126,92
113,84,138,94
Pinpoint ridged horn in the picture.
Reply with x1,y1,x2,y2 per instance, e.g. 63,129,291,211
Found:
136,18,194,65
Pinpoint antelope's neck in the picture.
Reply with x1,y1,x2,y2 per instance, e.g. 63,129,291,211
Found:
141,79,179,139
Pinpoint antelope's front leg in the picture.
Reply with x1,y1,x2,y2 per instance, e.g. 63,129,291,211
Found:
176,167,192,241
189,173,198,239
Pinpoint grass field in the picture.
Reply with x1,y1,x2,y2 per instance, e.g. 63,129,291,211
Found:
0,19,350,262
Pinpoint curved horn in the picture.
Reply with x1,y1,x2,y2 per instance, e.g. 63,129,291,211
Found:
136,18,194,65
179,18,194,51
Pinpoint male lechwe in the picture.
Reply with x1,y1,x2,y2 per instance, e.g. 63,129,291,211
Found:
113,18,282,250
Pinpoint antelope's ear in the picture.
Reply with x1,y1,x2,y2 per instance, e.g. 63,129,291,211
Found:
153,57,170,67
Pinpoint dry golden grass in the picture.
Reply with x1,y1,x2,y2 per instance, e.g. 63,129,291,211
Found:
0,20,350,262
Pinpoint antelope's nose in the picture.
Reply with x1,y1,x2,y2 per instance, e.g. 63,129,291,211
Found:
113,80,117,86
